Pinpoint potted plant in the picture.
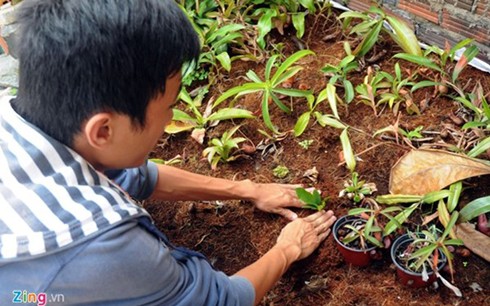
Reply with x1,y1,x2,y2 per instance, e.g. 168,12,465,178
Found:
390,212,463,296
332,214,382,267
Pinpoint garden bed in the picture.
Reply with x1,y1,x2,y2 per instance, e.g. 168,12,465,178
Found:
143,8,489,306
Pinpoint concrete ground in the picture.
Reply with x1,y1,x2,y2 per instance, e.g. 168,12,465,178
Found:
0,53,18,88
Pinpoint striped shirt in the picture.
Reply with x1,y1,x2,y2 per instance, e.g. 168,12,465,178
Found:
0,96,150,261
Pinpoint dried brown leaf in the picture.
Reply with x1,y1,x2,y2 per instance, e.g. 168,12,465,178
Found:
456,223,490,262
389,149,490,195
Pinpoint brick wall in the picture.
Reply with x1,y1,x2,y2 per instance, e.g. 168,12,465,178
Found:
342,0,490,63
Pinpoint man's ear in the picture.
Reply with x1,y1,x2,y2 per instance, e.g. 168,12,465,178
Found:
82,113,114,149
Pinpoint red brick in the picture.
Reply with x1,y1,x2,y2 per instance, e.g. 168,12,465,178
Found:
444,0,474,12
441,10,490,44
476,0,490,17
398,0,440,24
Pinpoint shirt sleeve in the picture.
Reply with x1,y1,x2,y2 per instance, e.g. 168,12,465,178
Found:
47,221,255,306
104,160,159,200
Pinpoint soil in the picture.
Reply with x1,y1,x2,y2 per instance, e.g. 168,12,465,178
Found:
143,11,490,306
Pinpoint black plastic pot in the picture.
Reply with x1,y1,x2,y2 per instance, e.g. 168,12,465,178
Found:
332,215,378,267
391,233,447,288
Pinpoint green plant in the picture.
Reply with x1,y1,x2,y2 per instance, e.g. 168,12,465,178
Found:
394,38,479,88
214,50,314,133
298,139,314,149
202,125,247,170
399,125,424,141
376,63,421,115
400,213,463,294
459,83,490,131
339,6,422,58
321,54,358,103
348,199,403,239
293,84,337,137
165,87,254,142
295,187,328,211
272,165,289,178
149,155,183,166
341,217,383,250
339,172,377,203
251,0,316,49
355,66,389,116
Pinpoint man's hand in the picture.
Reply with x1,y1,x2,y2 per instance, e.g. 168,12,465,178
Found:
249,182,317,220
275,210,337,261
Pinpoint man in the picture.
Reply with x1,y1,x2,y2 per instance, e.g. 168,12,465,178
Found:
0,0,336,305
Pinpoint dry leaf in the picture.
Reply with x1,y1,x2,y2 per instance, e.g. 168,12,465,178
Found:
456,223,490,262
191,128,205,145
389,149,490,195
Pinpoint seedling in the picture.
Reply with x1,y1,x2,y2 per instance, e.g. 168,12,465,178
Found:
295,187,328,211
348,199,403,239
165,87,254,142
340,218,383,250
394,38,479,87
252,1,316,49
298,139,314,150
202,125,246,170
339,172,377,203
214,50,314,134
338,6,422,58
321,54,358,103
272,165,289,179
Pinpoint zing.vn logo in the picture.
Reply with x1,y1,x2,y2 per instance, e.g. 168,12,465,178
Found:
12,290,65,306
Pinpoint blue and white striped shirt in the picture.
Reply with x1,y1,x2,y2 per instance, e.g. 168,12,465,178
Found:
0,96,150,260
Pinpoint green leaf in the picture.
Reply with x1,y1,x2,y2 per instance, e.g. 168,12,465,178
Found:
467,136,490,158
343,80,355,103
459,196,490,222
256,9,277,49
447,181,462,212
340,128,356,172
216,52,232,72
273,66,303,86
294,112,311,137
292,12,306,38
298,0,316,12
441,211,459,240
393,53,442,72
452,45,479,82
411,80,439,92
206,108,255,122
296,188,316,204
270,92,291,113
386,15,422,56
326,83,339,119
246,70,263,83
348,208,372,215
353,21,383,58
271,50,315,85
273,88,312,97
214,83,265,107
314,112,346,129
261,91,276,133
384,203,418,235
265,55,279,80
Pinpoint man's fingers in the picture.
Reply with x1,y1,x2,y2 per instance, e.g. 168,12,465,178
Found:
275,208,298,220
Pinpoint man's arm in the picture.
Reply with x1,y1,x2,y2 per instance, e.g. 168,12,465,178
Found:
234,210,336,305
150,164,307,220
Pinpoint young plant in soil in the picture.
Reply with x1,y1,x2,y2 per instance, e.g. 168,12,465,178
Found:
202,125,247,170
165,87,254,143
295,187,328,211
339,172,377,203
214,49,314,134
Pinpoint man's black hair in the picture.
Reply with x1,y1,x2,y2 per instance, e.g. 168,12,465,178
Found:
13,0,200,146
